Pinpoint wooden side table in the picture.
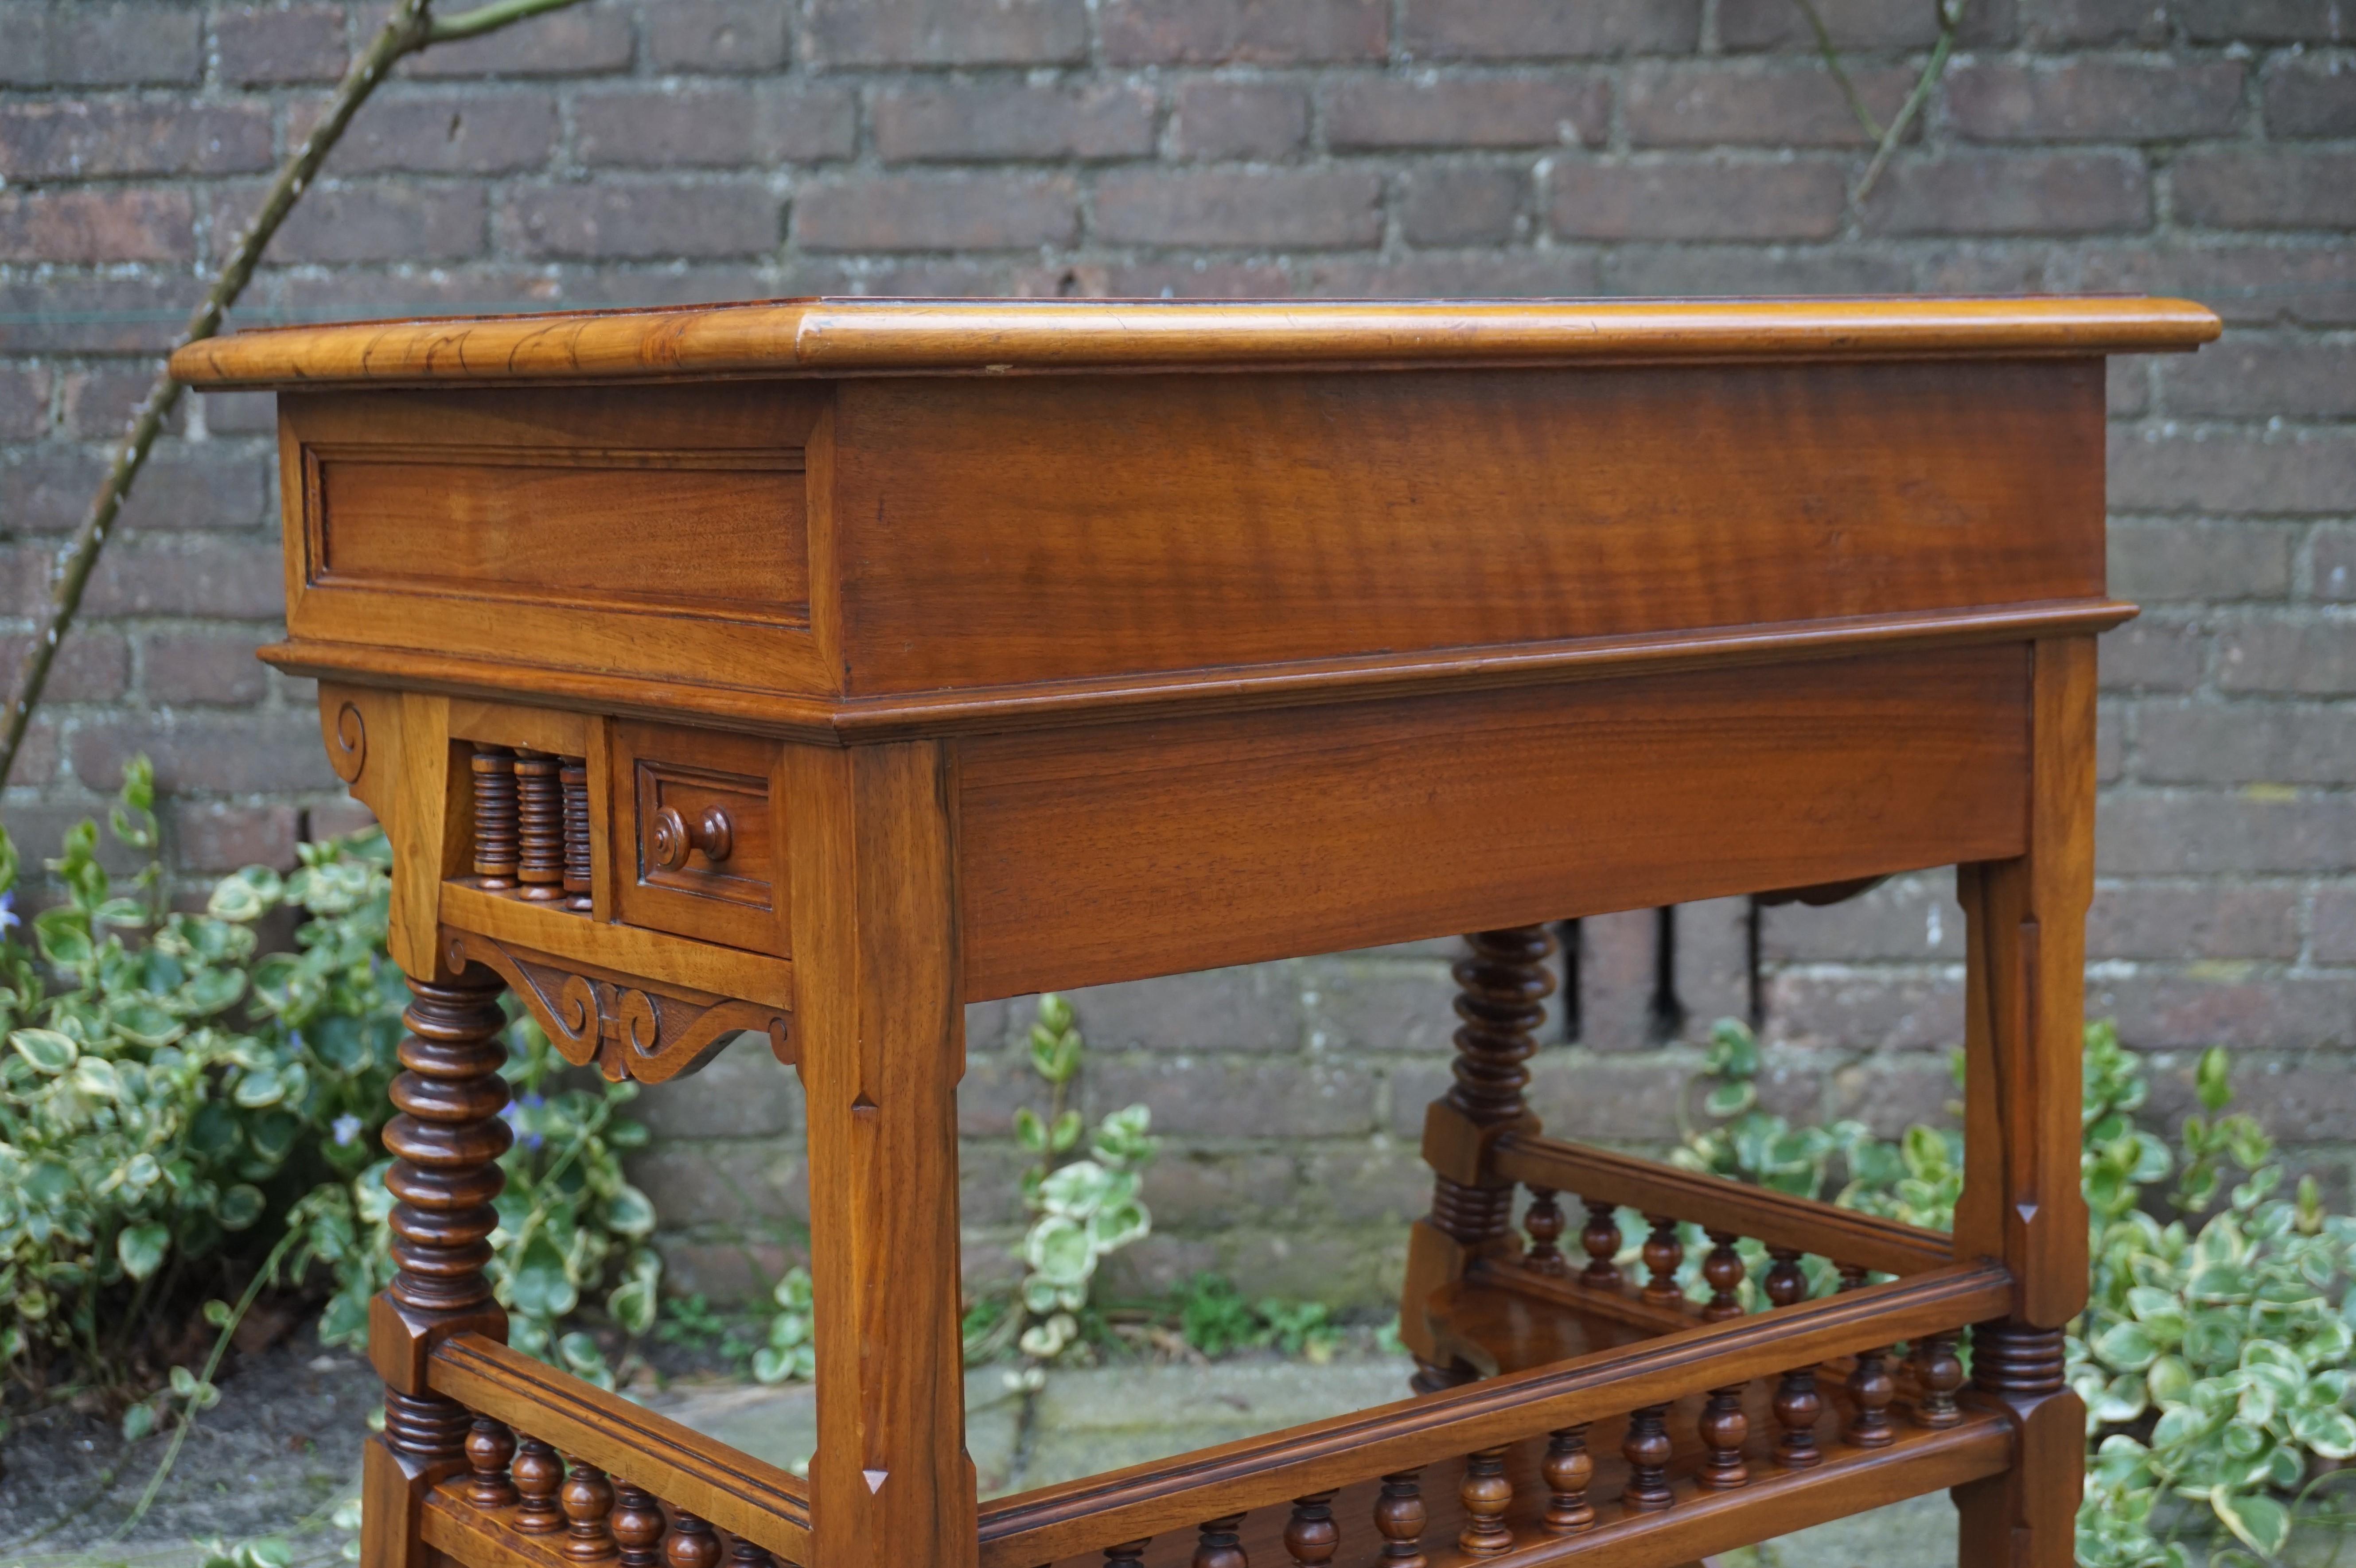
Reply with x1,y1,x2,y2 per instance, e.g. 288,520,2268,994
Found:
173,295,2219,1568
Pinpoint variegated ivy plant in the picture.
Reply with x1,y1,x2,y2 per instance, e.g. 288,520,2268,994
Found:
2,761,666,1440
2072,1033,2356,1568
0,761,403,1428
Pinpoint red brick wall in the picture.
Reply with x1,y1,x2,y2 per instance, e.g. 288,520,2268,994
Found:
3,0,2350,1303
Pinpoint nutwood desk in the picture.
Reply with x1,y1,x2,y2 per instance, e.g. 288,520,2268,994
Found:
171,296,2221,1568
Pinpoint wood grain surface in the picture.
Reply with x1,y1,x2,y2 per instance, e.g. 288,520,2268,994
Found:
170,295,2217,388
957,644,2031,998
832,360,2103,693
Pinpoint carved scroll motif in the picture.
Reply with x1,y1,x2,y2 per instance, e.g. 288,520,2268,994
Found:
327,700,366,783
444,931,789,1085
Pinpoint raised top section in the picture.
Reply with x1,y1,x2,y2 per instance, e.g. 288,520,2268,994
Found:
170,295,2219,388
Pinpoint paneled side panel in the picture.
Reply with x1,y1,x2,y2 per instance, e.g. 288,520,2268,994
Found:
834,360,2103,695
955,645,2031,999
314,447,807,621
281,384,834,695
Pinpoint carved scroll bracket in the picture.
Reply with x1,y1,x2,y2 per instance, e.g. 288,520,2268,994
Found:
444,930,790,1085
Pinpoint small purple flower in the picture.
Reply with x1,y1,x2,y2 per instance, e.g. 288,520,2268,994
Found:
331,1113,362,1147
501,1095,545,1151
0,890,18,938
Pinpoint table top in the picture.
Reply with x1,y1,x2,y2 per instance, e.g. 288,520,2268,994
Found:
170,295,2218,389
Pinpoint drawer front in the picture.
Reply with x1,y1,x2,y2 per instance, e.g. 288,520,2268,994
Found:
611,722,788,955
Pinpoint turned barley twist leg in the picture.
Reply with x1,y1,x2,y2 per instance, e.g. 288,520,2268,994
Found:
380,969,510,1467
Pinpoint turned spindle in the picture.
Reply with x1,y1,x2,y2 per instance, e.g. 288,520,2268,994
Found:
611,1484,666,1568
1846,1346,1897,1447
471,743,518,888
1424,928,1554,1261
726,1540,774,1568
1580,1200,1622,1288
515,748,566,900
561,757,592,910
1834,1262,1896,1446
1523,1186,1567,1276
561,1460,618,1561
463,1416,518,1508
1700,1231,1745,1321
1973,1319,2067,1395
1698,1387,1749,1488
1374,1471,1428,1568
1541,1426,1596,1533
664,1513,722,1568
1621,1405,1675,1512
1458,1447,1515,1555
1284,1495,1337,1568
1106,1542,1153,1568
1910,1331,1966,1428
1763,1246,1808,1309
380,969,512,1467
512,1438,566,1533
1774,1367,1824,1469
1640,1215,1683,1305
1193,1514,1248,1568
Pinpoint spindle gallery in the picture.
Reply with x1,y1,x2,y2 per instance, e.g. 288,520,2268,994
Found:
169,295,2222,1568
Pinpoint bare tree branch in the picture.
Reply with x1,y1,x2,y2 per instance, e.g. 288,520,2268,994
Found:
0,0,590,793
1854,0,1963,204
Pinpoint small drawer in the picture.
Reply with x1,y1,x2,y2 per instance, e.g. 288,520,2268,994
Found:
610,721,788,955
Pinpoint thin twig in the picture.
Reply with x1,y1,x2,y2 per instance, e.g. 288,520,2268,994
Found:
117,1229,301,1535
0,0,588,793
432,0,587,41
1790,0,1885,141
1854,4,1961,205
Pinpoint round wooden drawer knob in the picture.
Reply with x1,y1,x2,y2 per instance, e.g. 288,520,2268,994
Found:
649,803,733,871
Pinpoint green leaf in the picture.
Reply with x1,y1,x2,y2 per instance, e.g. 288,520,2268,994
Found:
1705,1017,1758,1079
118,1223,170,1281
216,1183,266,1231
1087,1198,1151,1254
32,910,92,967
92,896,148,929
2093,1321,2160,1373
233,1065,286,1109
239,1539,293,1568
9,1027,77,1074
609,1272,658,1336
70,1056,121,1099
1049,1108,1083,1153
113,1002,185,1047
206,868,283,922
604,1183,655,1238
2146,1354,2193,1407
2211,1488,2290,1558
2294,1406,2356,1459
121,1402,156,1441
507,1237,579,1319
1024,1215,1095,1286
1013,1105,1046,1153
1702,1079,1757,1118
2196,1047,2233,1113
